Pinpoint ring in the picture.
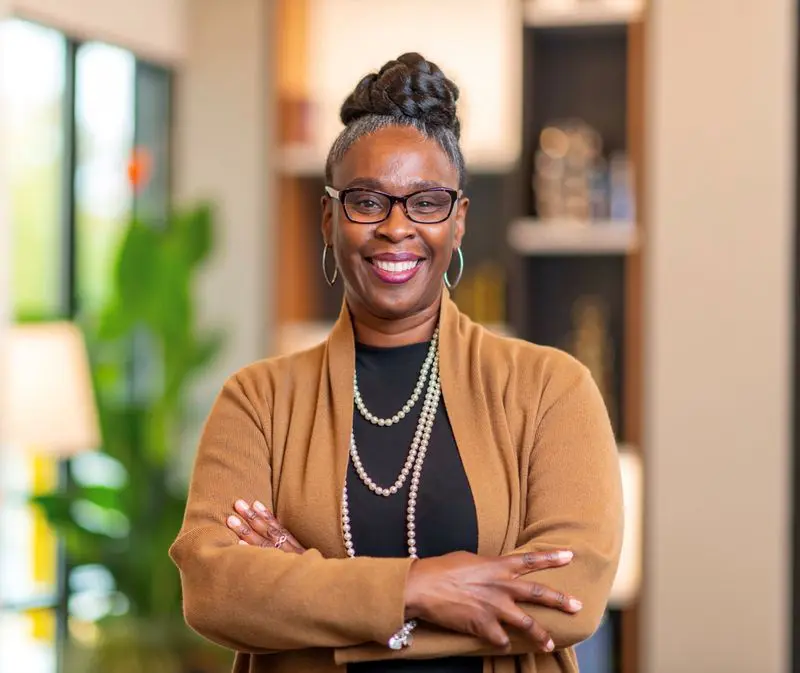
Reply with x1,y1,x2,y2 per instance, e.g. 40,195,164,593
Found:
274,534,288,549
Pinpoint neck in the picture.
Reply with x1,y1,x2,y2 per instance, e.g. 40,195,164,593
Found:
348,295,442,348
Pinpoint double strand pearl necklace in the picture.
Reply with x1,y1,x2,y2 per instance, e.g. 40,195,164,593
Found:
341,329,441,649
353,329,438,427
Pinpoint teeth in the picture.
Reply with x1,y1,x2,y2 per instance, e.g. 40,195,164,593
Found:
374,259,418,273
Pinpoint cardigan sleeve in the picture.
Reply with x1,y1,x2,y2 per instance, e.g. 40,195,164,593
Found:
169,373,414,654
507,364,624,648
333,363,623,665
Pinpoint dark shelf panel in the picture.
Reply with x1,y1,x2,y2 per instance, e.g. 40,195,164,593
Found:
521,25,629,217
516,255,626,437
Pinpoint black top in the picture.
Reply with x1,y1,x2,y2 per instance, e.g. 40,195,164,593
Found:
346,340,482,673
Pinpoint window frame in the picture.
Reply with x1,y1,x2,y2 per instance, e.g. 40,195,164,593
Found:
1,18,173,673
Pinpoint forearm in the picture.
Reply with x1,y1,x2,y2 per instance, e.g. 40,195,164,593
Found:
333,542,614,665
170,525,414,653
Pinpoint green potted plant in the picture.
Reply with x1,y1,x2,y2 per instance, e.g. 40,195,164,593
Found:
32,202,231,673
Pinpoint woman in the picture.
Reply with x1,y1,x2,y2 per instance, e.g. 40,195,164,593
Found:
169,53,623,673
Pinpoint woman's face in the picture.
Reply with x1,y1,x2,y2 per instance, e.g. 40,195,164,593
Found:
322,125,468,322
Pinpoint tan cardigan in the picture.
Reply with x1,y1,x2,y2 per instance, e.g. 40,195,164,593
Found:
169,292,623,673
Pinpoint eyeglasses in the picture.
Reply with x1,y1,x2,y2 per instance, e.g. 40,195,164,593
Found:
324,186,461,225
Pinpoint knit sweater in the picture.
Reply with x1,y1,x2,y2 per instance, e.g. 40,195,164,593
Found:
169,291,624,673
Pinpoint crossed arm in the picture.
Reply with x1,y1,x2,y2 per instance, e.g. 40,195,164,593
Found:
170,368,623,660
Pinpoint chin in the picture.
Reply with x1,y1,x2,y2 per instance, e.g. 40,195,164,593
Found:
363,284,443,322
366,294,424,321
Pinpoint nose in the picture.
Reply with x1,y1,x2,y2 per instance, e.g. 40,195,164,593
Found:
375,203,415,242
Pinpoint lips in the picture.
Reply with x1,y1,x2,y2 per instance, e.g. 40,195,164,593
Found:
367,253,425,285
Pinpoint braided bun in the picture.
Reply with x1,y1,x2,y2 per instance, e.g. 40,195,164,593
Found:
340,53,461,139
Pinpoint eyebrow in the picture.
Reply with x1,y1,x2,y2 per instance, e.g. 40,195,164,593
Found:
344,177,450,192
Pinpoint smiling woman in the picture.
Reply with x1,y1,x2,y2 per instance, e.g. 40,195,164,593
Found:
170,52,623,673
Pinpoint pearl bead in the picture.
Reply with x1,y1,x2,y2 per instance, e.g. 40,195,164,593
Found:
353,329,438,427
344,326,442,655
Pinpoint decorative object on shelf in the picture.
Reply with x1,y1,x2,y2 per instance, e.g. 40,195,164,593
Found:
533,119,635,226
608,151,635,222
564,295,617,432
534,119,604,222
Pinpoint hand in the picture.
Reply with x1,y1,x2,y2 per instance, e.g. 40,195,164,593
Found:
226,499,306,554
404,550,581,652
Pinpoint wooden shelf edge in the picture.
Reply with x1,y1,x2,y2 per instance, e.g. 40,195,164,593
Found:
523,0,644,28
507,219,639,255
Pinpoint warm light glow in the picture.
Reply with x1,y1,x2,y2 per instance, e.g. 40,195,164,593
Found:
609,448,643,607
1,322,100,456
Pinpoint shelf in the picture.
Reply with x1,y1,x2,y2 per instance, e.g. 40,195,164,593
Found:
507,219,639,255
523,0,643,27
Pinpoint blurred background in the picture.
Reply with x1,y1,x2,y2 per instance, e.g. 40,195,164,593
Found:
0,0,794,672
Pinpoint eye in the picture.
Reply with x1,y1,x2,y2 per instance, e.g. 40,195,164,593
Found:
353,197,381,210
409,191,451,213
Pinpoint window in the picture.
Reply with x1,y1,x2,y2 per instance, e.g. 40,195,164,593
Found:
0,18,171,673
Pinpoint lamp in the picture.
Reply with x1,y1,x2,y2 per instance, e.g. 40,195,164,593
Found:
0,322,100,456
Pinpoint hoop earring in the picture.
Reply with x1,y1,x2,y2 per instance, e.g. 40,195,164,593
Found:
444,247,464,290
322,244,339,286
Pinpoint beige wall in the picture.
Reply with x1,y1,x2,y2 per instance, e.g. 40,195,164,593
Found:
5,0,185,64
644,2,794,672
173,0,274,417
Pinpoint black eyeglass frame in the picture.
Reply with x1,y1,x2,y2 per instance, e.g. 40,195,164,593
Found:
324,185,463,225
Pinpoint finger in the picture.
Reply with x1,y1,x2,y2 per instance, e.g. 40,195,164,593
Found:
470,612,511,649
509,550,573,577
503,579,582,613
494,603,554,653
227,515,269,547
253,500,306,552
235,499,282,540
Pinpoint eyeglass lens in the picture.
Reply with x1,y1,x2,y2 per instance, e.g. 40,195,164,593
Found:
342,189,454,224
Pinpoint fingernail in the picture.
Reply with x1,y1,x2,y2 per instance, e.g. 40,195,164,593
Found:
569,598,583,611
558,551,573,562
235,499,249,510
238,540,247,546
227,515,241,527
253,501,267,513
545,639,554,652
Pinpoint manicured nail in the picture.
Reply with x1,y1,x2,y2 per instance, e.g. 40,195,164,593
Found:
545,639,554,652
569,598,583,611
238,540,247,545
235,499,249,510
558,551,573,562
253,501,267,513
227,515,241,527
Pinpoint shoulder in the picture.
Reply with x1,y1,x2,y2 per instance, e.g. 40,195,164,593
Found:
220,342,328,412
456,312,590,406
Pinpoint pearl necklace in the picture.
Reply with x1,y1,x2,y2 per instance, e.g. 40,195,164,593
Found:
341,335,442,649
353,329,439,427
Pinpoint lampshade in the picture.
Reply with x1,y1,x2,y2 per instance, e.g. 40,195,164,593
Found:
0,322,100,456
608,446,643,608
